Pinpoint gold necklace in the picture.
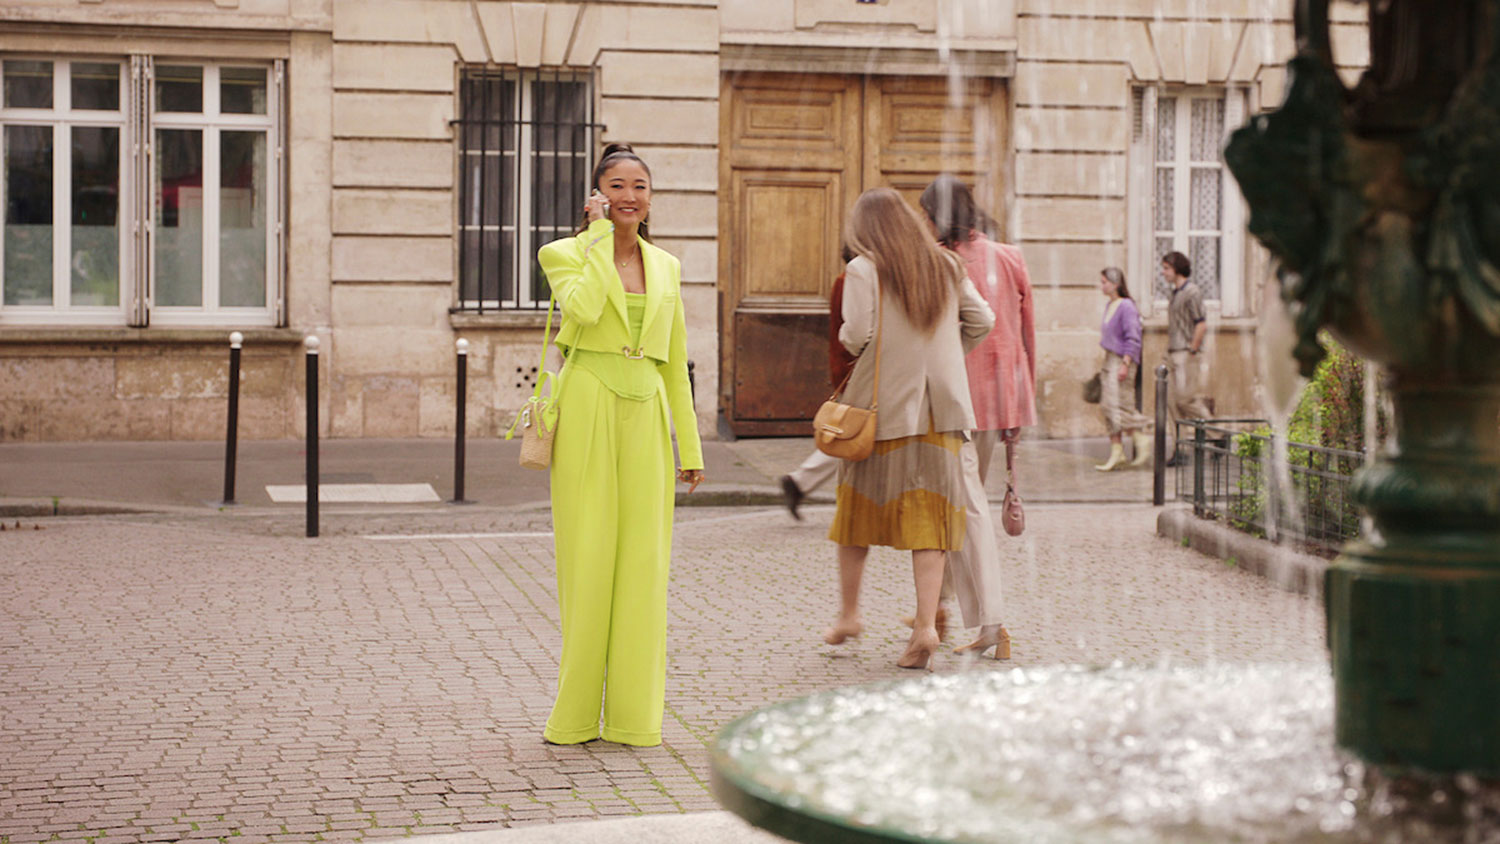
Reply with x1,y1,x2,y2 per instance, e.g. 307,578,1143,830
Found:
616,250,637,269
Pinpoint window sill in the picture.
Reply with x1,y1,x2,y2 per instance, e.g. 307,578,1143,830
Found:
0,326,306,346
450,311,552,330
1142,315,1258,332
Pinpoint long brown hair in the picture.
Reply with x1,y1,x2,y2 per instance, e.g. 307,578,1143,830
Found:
845,188,960,333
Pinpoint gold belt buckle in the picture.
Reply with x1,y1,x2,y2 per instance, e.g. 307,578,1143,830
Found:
621,345,646,360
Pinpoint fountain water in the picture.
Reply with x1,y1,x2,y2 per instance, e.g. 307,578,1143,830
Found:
713,1,1500,841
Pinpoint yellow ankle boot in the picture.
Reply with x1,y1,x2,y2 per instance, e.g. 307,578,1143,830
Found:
1130,431,1152,467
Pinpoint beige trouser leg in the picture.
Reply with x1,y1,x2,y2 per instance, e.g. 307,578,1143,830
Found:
787,448,839,495
971,429,1003,486
1166,350,1212,448
946,437,1005,628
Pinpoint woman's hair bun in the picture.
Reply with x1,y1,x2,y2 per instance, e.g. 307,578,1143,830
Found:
601,142,635,158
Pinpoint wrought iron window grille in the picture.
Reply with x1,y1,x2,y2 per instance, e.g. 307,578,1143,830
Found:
453,68,601,313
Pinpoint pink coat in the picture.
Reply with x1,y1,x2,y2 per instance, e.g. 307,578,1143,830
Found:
953,235,1037,431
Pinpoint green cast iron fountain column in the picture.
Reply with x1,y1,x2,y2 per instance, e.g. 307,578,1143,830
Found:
1226,0,1500,772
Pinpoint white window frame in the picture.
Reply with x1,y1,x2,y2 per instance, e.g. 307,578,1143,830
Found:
0,54,285,328
0,57,130,325
1127,86,1248,318
457,69,593,311
147,59,282,327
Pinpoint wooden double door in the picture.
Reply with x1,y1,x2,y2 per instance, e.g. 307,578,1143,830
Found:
718,72,1011,436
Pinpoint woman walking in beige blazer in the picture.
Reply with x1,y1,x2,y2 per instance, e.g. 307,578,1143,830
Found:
823,188,994,670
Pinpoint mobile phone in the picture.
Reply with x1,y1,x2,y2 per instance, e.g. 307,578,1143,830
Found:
602,199,610,215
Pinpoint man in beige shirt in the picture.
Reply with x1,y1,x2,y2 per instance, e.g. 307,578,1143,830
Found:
1162,251,1211,465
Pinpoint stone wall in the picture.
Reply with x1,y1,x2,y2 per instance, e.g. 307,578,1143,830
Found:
0,330,304,441
1011,0,1369,436
0,0,327,442
0,0,1372,443
324,0,721,439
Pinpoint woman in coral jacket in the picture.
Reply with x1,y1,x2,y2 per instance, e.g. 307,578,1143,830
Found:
919,175,1037,660
535,143,703,747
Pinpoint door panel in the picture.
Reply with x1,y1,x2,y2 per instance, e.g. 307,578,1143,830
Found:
720,73,861,435
866,76,1010,236
732,310,834,423
736,172,844,297
720,72,1011,435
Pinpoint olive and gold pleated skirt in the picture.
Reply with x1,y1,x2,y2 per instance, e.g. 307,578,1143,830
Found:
828,430,967,551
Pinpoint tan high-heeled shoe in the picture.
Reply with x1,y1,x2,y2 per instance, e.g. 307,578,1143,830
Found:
897,627,940,670
953,624,1011,660
824,618,863,645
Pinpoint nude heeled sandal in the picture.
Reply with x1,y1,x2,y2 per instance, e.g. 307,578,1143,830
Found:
953,625,1011,660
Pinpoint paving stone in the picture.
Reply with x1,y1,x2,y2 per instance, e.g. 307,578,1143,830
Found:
0,504,1322,840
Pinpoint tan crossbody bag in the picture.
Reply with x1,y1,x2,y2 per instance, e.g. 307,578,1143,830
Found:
812,284,882,462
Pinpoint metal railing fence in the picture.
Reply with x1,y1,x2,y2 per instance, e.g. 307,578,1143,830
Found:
1173,418,1364,554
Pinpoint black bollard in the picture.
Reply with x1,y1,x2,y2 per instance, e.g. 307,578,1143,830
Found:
305,335,319,538
1153,364,1168,506
222,331,243,505
453,338,469,504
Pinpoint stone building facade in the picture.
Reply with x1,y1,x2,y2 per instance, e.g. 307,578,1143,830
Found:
0,0,1367,442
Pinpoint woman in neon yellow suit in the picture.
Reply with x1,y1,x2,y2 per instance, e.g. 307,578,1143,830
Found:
536,143,704,746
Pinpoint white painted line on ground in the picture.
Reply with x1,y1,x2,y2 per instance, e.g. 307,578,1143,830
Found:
359,509,782,542
362,531,554,541
675,508,785,529
266,483,441,504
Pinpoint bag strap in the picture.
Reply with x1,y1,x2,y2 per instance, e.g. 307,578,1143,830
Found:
1003,428,1018,489
871,282,882,411
532,291,557,400
830,281,883,409
505,290,559,440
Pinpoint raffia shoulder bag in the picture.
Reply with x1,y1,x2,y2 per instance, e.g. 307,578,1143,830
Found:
812,284,882,462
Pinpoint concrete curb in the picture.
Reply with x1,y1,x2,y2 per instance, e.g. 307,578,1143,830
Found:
403,811,784,843
1156,506,1329,597
0,497,169,518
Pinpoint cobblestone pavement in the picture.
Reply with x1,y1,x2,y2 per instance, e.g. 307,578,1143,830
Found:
0,503,1325,843
729,436,1158,503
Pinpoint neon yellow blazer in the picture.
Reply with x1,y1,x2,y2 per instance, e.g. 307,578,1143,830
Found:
537,218,704,470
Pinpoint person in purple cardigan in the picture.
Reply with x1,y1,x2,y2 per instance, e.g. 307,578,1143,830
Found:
1096,267,1153,470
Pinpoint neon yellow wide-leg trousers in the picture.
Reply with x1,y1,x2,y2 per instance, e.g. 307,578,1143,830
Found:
544,365,674,746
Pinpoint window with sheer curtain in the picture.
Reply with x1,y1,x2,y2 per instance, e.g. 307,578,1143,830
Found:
1128,87,1248,317
0,56,284,326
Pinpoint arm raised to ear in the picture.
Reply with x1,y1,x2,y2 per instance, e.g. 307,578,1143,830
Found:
537,219,613,326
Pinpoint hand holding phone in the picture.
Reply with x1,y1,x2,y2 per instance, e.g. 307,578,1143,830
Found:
587,189,610,222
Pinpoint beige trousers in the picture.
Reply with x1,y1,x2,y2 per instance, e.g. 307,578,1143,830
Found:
945,431,1006,629
787,447,839,495
1100,352,1152,435
1166,349,1212,446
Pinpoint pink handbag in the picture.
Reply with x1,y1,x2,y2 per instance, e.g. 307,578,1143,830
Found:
1000,430,1024,537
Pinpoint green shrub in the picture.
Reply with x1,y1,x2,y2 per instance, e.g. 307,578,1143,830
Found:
1225,334,1381,549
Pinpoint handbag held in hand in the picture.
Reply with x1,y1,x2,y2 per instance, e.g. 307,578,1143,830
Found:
506,293,562,470
1000,429,1025,536
813,284,883,462
1082,372,1102,404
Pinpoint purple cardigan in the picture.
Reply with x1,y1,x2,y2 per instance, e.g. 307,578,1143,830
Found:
1100,297,1143,363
